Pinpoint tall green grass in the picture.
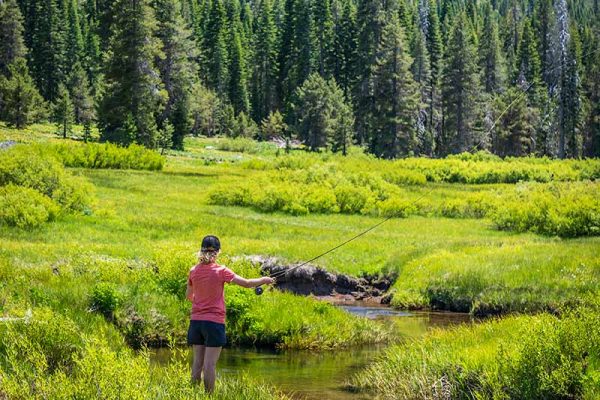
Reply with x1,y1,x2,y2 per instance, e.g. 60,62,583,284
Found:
0,308,288,400
349,307,600,399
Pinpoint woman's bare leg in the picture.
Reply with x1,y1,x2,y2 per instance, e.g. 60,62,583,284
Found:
202,346,222,393
192,345,206,383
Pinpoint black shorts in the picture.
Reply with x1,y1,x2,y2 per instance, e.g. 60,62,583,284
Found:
187,320,227,347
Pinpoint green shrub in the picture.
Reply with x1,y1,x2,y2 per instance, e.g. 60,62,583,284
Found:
491,182,600,237
350,310,600,400
0,184,59,228
301,187,339,213
377,198,417,218
48,142,165,170
0,308,83,372
0,145,93,212
382,168,427,186
90,283,120,318
334,184,372,214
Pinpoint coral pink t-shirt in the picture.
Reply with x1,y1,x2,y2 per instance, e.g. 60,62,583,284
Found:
188,263,236,324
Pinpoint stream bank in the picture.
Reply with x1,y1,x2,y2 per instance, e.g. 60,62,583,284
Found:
243,255,395,303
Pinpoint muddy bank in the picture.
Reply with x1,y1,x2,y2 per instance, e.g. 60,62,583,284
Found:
243,256,394,304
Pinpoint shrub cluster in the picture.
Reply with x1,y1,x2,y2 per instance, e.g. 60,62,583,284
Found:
209,162,599,237
240,150,599,183
491,182,600,237
0,145,93,228
48,142,165,170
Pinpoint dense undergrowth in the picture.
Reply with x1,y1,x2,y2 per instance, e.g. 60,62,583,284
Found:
0,309,287,400
0,252,390,351
349,306,600,399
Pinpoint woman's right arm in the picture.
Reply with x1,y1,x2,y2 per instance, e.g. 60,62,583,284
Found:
231,276,274,288
186,280,193,301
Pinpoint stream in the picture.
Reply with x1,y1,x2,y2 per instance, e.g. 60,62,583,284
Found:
151,303,471,399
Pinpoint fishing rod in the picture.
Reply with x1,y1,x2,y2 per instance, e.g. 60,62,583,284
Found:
254,47,599,295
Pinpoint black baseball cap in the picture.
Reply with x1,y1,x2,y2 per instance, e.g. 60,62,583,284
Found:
201,235,221,251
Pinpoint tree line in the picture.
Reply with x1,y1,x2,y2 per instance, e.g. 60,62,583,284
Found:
0,0,598,158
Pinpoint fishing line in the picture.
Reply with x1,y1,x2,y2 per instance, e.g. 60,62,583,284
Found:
256,47,599,293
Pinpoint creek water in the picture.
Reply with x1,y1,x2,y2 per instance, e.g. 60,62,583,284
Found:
151,303,471,399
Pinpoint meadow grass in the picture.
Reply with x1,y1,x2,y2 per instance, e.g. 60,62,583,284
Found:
0,309,288,400
349,306,600,399
1,130,599,398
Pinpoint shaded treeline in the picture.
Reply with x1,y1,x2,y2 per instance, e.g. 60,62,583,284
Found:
0,0,598,158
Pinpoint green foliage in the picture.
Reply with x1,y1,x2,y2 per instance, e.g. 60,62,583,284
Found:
0,184,59,228
90,283,120,318
491,182,600,237
350,310,600,399
48,142,165,170
0,310,287,399
0,144,93,212
0,308,83,372
292,73,354,152
0,0,27,76
260,110,287,141
98,0,165,148
0,58,47,129
53,83,75,139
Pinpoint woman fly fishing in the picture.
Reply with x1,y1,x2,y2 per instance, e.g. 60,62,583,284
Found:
186,235,274,393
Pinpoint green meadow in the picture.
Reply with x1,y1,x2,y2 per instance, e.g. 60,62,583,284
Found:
1,124,599,399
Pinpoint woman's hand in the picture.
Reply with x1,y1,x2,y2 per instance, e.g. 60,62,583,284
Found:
261,277,275,285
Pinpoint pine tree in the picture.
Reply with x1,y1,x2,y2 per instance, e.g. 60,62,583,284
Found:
501,2,521,80
492,86,537,156
355,0,400,145
82,17,102,95
98,0,165,148
313,0,335,77
479,4,505,94
582,30,599,157
65,0,84,72
28,0,68,100
0,58,46,128
293,0,314,86
559,22,584,158
228,27,250,115
441,12,484,154
0,0,27,76
370,15,419,158
67,61,95,126
277,0,297,108
332,0,357,98
53,83,74,139
252,0,279,122
515,18,544,105
534,0,557,87
293,73,350,151
328,86,354,155
426,0,443,155
203,0,229,96
154,0,199,150
410,22,433,155
260,110,287,140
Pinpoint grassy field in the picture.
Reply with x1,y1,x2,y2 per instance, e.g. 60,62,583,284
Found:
1,124,599,398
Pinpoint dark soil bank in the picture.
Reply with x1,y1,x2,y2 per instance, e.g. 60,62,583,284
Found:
243,256,394,303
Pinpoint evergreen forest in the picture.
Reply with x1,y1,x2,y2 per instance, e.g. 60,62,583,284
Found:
0,0,599,158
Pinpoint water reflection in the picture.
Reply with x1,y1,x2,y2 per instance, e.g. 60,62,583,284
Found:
151,305,471,400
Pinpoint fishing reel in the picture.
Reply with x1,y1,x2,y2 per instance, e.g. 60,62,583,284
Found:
254,286,264,296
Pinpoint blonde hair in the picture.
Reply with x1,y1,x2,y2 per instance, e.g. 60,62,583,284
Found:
198,249,219,264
